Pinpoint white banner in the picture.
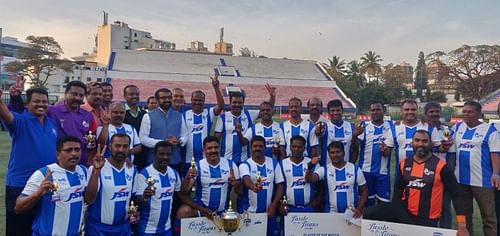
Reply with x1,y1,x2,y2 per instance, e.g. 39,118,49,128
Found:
361,219,457,236
284,213,361,236
181,213,267,236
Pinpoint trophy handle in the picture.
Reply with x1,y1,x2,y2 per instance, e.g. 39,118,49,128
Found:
238,211,250,230
211,215,224,231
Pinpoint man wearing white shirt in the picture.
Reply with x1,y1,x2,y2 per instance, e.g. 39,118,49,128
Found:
97,102,141,163
85,134,138,235
180,75,225,173
244,101,286,160
215,84,276,165
15,136,87,236
449,101,500,235
133,141,181,236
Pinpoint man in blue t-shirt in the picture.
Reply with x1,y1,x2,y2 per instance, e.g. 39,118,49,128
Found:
0,86,58,236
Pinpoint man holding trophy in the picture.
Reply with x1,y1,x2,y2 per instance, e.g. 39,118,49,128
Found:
305,141,368,216
239,136,285,235
174,136,240,235
133,141,181,236
15,136,88,236
85,134,139,235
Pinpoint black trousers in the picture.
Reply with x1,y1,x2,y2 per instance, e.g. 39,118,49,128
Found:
5,186,36,236
364,201,438,228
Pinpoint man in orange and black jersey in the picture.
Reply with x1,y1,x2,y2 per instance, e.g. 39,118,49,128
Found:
365,130,469,235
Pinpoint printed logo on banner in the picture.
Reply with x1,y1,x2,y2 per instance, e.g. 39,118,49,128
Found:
367,222,400,236
186,220,218,234
289,215,319,230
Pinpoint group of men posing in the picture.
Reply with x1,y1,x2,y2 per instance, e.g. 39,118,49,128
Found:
1,76,499,236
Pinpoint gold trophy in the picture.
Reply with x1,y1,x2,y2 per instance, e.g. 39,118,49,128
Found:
212,200,249,235
51,181,61,202
443,126,450,140
128,201,138,223
281,195,288,212
190,157,197,191
146,176,155,191
273,136,281,148
256,171,262,184
84,130,96,149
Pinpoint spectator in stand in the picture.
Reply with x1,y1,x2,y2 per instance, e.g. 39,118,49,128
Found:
146,96,158,112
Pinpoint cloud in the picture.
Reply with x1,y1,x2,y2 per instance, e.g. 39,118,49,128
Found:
1,0,500,65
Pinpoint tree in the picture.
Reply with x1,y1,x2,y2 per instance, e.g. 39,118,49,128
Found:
345,60,366,89
446,45,500,100
360,51,383,82
380,63,408,104
425,88,432,101
4,36,72,88
414,51,428,100
326,56,346,80
239,47,258,57
356,81,388,112
428,91,448,103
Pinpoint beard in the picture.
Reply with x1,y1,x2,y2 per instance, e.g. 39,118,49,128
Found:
415,147,430,157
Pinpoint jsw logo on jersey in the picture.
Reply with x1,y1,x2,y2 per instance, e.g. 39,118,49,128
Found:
291,178,306,187
192,124,204,133
159,188,174,199
373,135,385,144
408,179,426,188
111,187,130,200
208,179,225,187
334,182,350,191
458,142,475,149
65,187,84,202
265,138,275,146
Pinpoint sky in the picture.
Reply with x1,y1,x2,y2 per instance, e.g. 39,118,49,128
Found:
1,0,499,65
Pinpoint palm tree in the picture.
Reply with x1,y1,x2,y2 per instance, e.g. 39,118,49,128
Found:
346,60,366,88
360,51,383,82
328,56,345,77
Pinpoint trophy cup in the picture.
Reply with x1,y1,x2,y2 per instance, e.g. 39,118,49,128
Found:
443,126,450,140
255,171,263,190
273,136,281,148
281,195,288,212
146,176,155,191
128,201,139,223
189,157,197,191
212,200,249,235
256,171,262,184
51,181,61,202
84,130,96,149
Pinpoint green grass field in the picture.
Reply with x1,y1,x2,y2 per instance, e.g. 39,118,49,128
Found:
0,130,486,235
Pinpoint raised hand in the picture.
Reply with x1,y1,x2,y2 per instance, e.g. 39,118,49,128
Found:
93,144,106,170
39,169,54,195
210,74,220,87
265,83,276,97
9,76,25,97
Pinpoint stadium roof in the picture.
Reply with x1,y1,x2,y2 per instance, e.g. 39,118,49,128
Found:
480,88,500,115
